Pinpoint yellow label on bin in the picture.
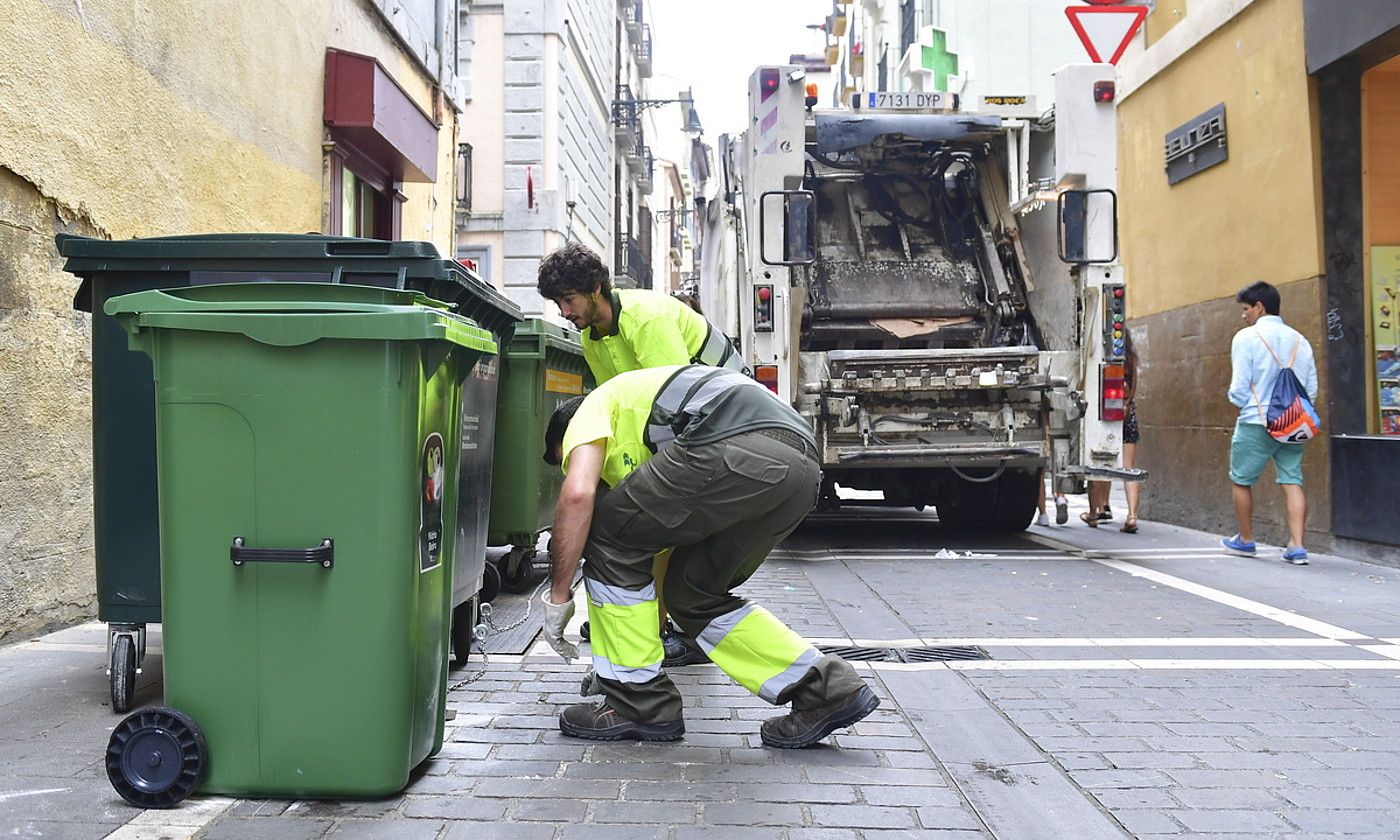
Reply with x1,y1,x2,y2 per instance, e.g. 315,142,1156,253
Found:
545,369,584,395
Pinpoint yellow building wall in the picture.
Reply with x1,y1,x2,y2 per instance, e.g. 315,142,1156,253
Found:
0,0,461,640
1118,0,1324,321
1144,0,1188,48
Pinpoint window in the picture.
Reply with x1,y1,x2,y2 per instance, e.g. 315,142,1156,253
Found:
900,0,917,54
456,143,473,211
328,148,401,239
456,245,492,284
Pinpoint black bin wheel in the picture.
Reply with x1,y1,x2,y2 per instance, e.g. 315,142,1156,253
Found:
480,559,501,604
498,547,537,594
451,599,476,667
106,706,207,809
110,635,136,713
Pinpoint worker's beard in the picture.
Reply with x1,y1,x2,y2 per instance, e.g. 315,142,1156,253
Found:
578,294,605,332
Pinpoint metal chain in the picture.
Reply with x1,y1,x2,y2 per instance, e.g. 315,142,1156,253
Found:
448,572,551,692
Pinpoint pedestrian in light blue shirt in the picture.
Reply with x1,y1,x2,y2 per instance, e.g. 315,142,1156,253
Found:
1220,281,1318,565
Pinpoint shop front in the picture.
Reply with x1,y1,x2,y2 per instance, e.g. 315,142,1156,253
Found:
1307,3,1400,548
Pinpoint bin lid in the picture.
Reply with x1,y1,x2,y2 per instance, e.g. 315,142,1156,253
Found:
511,318,585,355
104,283,498,353
58,233,525,331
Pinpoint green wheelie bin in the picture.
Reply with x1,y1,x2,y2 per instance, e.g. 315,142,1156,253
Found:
101,283,496,805
487,319,590,593
57,233,514,704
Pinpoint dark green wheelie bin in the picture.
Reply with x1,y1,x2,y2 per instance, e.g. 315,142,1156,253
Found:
487,319,590,594
57,233,512,705
102,283,495,805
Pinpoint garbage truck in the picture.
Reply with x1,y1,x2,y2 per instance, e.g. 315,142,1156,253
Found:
700,64,1142,531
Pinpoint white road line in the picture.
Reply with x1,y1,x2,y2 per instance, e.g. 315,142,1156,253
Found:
1089,557,1371,640
1087,547,1229,556
770,552,1070,562
806,636,1350,648
852,659,1400,672
1356,645,1400,661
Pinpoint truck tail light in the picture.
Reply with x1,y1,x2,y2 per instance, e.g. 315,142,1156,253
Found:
756,365,779,394
760,68,781,101
1101,363,1126,422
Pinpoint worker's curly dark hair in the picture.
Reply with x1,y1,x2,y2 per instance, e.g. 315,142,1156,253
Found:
537,243,611,300
542,395,587,466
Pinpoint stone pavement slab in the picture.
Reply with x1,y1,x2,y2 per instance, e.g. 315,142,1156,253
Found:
7,496,1400,839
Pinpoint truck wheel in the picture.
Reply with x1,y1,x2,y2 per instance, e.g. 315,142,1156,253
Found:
938,469,1039,533
988,470,1040,533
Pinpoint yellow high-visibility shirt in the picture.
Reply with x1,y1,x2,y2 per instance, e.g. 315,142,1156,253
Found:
582,290,707,385
561,366,680,488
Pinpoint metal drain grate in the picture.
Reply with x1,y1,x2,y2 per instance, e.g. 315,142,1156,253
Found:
818,645,896,662
902,645,990,662
817,644,991,663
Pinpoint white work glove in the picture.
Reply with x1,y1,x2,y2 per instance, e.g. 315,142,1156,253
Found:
540,590,579,661
580,667,604,697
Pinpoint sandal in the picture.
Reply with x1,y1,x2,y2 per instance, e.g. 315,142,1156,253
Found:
1079,511,1099,528
1121,519,1138,534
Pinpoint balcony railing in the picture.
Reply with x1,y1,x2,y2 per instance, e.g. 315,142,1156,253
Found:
633,145,654,195
634,24,652,78
613,84,637,151
616,232,653,289
625,0,643,39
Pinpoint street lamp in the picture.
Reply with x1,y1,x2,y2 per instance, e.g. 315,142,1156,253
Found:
613,88,704,137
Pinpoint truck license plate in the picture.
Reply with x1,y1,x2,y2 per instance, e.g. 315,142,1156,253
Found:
857,91,957,110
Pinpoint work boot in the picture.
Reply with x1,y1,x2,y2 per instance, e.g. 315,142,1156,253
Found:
662,630,709,667
559,702,684,742
760,685,880,749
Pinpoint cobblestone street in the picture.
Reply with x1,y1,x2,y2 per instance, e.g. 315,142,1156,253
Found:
6,494,1400,839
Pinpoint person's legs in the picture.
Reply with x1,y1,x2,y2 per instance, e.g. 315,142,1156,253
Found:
1035,469,1049,526
1123,442,1140,530
1272,441,1307,552
1082,481,1108,526
1232,483,1255,543
1282,484,1306,548
652,550,670,632
1225,422,1270,550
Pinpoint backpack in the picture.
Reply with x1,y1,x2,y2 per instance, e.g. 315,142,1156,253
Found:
1250,328,1321,444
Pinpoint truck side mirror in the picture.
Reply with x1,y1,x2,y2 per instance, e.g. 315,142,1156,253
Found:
759,190,816,266
1058,189,1118,264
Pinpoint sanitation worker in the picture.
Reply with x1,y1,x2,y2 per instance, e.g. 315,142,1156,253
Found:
537,243,746,665
536,242,746,384
536,364,879,746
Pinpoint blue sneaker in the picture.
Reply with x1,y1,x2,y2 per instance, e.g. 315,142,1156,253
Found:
1220,534,1257,557
1282,546,1309,565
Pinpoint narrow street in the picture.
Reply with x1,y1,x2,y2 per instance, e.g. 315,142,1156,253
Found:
6,491,1400,839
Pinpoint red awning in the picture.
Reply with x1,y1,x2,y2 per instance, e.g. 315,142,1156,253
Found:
324,48,439,183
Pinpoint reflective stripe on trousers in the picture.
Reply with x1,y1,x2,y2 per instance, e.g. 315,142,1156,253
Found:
695,603,822,703
584,577,663,684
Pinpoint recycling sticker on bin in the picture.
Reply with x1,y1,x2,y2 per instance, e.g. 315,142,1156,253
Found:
420,432,445,573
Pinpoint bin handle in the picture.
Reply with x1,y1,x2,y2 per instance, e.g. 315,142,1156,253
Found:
231,537,333,569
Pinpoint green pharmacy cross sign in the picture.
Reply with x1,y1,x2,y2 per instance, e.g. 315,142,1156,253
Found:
920,27,959,91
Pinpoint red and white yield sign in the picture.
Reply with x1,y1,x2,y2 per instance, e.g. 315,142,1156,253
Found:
1065,3,1148,65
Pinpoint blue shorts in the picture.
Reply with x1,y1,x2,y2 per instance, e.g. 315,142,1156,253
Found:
1229,422,1305,486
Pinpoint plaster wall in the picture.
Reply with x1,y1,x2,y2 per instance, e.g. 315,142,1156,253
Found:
0,0,461,640
1117,0,1324,321
1115,0,1332,545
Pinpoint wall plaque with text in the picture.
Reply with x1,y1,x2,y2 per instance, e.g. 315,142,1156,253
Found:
1164,103,1228,185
